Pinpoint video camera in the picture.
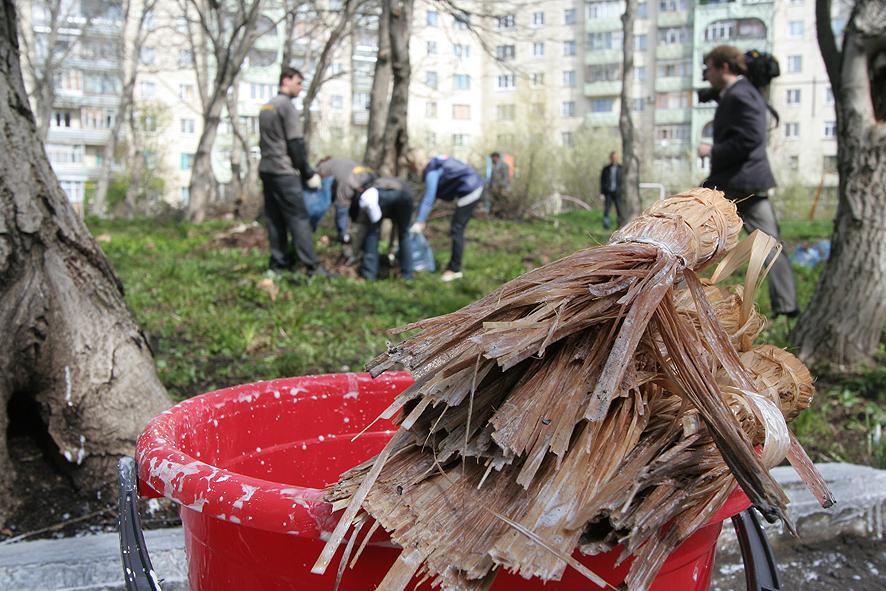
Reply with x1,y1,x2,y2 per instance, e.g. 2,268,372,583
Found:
697,49,780,104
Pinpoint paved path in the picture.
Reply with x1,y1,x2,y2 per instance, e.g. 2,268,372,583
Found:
1,463,883,590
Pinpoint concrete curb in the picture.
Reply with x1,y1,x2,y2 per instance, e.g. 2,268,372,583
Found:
0,463,883,590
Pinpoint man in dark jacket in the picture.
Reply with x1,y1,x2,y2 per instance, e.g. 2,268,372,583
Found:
258,67,330,277
698,45,798,317
599,151,623,229
351,177,414,281
406,150,484,282
316,157,375,246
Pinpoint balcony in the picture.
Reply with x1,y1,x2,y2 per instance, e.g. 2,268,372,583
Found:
655,44,693,60
47,127,111,145
654,108,692,124
585,49,621,65
586,18,623,33
584,80,622,97
657,12,692,27
654,77,693,92
352,110,369,125
584,112,619,128
54,94,120,109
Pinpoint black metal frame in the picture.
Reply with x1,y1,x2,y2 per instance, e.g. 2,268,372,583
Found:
117,455,781,591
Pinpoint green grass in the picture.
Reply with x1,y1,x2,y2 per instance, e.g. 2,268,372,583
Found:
87,209,885,468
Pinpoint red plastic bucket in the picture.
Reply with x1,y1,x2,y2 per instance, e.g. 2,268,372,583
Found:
136,373,749,590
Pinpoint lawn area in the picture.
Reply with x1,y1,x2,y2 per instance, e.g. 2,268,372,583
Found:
87,209,885,468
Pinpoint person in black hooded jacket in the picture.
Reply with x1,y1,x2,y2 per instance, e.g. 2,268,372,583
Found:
698,45,798,318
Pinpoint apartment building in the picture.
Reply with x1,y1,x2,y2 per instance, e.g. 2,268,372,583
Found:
22,0,844,209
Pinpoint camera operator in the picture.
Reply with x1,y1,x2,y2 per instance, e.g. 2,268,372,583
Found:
698,45,798,318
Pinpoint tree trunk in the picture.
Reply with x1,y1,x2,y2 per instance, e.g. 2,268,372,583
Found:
0,0,170,524
791,0,886,368
364,0,391,169
378,0,413,176
618,0,642,224
186,94,225,222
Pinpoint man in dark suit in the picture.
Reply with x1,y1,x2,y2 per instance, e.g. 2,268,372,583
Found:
599,151,623,229
698,45,798,318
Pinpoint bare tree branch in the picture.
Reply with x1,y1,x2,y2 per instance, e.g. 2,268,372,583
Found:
816,0,842,94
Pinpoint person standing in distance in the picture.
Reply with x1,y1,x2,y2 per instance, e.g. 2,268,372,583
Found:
405,149,484,282
258,67,330,278
599,151,623,230
698,45,798,317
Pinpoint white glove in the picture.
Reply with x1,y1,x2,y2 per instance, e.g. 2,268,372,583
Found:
410,221,425,234
306,173,322,189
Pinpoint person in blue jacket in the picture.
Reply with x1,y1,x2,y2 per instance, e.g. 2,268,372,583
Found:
405,149,484,282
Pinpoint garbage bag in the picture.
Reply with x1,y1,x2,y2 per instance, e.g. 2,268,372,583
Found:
406,231,436,273
304,176,334,231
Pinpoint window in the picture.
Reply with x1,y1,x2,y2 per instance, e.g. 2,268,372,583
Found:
453,14,469,29
497,15,515,29
564,8,576,24
532,73,545,86
497,74,516,89
354,92,370,109
330,95,343,111
180,118,195,133
179,84,194,102
823,120,837,138
426,101,437,118
496,104,516,121
51,110,72,128
532,11,544,26
84,73,121,94
785,122,800,139
139,46,155,65
426,10,438,26
249,83,276,100
634,66,646,81
586,1,623,19
496,133,513,145
637,2,648,18
561,101,576,117
656,91,691,109
703,18,766,41
787,55,803,73
562,132,574,147
632,98,646,111
452,134,469,147
496,44,516,60
660,27,690,45
426,41,437,55
657,60,691,78
82,107,116,129
46,143,84,164
426,131,437,147
452,104,471,120
786,88,801,104
591,98,615,112
635,34,647,51
788,20,804,38
178,49,193,67
563,70,576,87
453,44,471,58
138,80,156,98
588,31,623,50
330,62,344,75
175,16,188,33
659,0,688,12
454,74,471,90
180,187,189,205
655,124,690,143
563,40,576,56
533,42,545,57
823,155,837,173
59,180,85,204
587,63,620,82
426,71,438,89
824,86,834,104
180,153,195,170
54,70,82,93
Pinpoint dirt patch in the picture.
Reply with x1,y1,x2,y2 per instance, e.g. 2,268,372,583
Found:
1,435,180,543
204,222,268,250
713,534,886,591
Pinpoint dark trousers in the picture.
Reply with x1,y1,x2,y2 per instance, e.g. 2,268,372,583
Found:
602,190,623,229
735,196,798,315
361,189,414,280
448,199,478,273
260,172,319,272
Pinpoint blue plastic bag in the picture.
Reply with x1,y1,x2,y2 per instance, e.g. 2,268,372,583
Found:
303,176,334,230
407,232,436,273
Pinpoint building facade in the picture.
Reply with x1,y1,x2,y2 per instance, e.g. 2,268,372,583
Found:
21,0,843,210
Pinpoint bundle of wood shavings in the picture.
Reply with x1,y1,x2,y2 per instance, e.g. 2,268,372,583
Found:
313,188,834,591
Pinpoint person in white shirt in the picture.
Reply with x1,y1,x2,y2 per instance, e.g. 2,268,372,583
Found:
352,178,414,280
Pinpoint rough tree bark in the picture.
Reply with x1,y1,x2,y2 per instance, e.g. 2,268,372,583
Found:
377,0,413,176
790,0,886,368
618,0,642,224
0,0,170,524
363,0,391,169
